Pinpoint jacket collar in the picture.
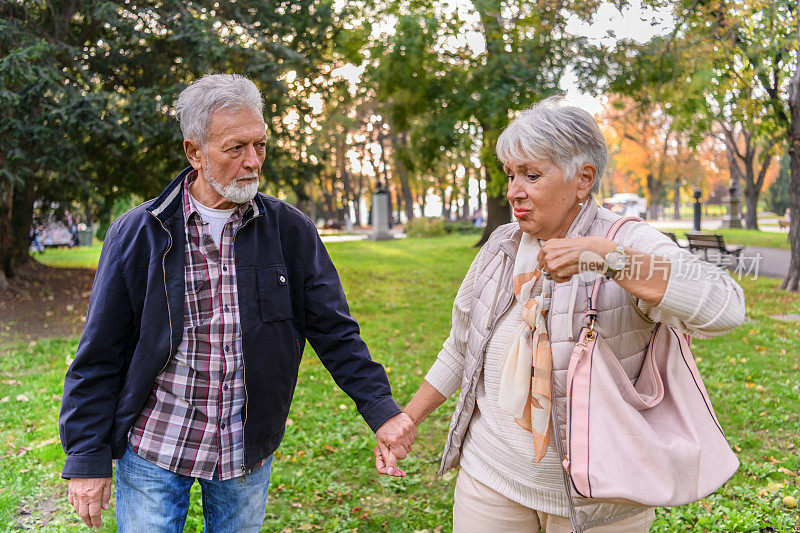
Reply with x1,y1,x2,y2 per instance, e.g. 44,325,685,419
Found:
147,166,266,224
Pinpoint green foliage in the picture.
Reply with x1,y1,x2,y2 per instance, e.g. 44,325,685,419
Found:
405,216,446,237
4,236,800,531
444,220,482,235
0,0,350,274
95,194,144,241
766,156,792,217
369,11,468,175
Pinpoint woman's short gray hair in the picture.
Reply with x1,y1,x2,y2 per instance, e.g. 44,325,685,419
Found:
175,74,264,145
496,96,608,192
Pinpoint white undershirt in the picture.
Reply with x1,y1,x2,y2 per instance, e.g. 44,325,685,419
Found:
189,193,237,249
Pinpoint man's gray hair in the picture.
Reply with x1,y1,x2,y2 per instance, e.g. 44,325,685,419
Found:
175,74,264,145
496,95,608,193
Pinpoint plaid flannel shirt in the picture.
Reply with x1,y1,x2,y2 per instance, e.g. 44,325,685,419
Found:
128,173,258,480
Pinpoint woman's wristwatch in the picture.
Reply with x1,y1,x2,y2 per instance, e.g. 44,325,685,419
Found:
604,246,628,279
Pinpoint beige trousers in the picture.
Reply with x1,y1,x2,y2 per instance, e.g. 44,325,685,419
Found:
453,470,656,533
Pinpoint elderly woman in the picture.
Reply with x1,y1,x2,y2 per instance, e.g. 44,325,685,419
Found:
382,97,745,532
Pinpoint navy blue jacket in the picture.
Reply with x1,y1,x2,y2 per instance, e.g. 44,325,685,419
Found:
59,168,401,478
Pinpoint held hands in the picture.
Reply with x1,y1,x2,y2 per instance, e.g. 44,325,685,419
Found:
537,237,617,283
373,412,417,477
68,477,112,528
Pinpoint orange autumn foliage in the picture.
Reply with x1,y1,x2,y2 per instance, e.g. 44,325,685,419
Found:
598,97,732,210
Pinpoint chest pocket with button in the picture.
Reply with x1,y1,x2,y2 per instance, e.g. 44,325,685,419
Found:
257,266,293,322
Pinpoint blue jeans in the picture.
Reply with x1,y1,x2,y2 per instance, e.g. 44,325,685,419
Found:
116,443,273,533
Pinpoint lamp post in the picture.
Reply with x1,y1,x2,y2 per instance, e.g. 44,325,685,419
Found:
693,188,702,232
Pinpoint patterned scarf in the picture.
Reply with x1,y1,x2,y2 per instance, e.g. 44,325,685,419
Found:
497,233,553,465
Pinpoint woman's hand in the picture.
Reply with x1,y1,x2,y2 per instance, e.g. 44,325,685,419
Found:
537,236,616,283
538,236,670,306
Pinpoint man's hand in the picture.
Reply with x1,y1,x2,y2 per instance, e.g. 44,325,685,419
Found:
68,477,112,528
374,412,417,477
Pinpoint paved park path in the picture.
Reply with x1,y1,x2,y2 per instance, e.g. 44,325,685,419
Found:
736,246,790,279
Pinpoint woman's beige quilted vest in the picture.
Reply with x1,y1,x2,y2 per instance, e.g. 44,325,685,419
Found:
438,201,655,532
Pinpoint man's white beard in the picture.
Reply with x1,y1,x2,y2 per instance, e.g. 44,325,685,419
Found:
203,156,260,204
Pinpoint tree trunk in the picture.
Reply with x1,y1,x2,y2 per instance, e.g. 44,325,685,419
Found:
476,192,509,247
743,186,760,230
477,168,484,212
0,178,15,290
391,133,415,222
450,169,458,220
722,125,774,231
673,178,681,220
781,8,800,292
782,142,800,291
10,178,36,272
461,167,470,220
393,187,402,225
646,174,662,220
321,176,335,222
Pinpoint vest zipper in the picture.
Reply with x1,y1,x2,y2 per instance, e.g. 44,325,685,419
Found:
232,211,262,481
148,212,174,374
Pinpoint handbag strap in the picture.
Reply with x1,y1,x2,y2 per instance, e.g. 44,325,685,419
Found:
586,216,643,325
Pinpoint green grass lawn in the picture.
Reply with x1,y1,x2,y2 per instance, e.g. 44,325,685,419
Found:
2,235,799,531
33,243,104,269
660,227,791,250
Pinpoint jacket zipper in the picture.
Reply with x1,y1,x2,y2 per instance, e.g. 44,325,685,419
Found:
148,212,174,374
232,211,261,482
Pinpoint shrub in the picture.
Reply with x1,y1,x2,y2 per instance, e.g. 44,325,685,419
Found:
405,217,446,238
444,220,482,235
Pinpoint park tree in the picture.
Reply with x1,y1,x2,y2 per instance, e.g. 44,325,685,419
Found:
683,0,789,230
0,0,348,290
699,0,800,290
465,0,596,245
587,24,719,219
368,9,468,222
592,2,786,229
591,0,798,290
600,96,708,219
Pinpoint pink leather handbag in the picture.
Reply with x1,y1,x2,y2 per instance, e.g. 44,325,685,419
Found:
563,217,739,507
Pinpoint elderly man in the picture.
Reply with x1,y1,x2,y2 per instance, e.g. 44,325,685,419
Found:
59,74,415,532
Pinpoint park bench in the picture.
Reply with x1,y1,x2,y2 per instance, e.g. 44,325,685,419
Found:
778,217,790,230
686,233,744,263
661,231,688,249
